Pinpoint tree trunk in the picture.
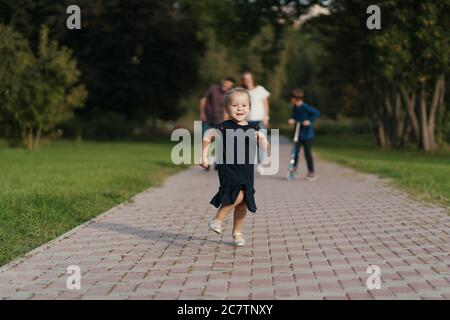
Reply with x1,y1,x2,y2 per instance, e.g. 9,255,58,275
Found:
34,128,42,150
401,120,411,146
427,76,445,151
76,126,83,144
378,120,390,148
400,85,419,143
21,128,27,148
27,127,34,150
383,87,405,147
435,77,447,145
395,92,404,142
419,85,431,151
384,92,394,145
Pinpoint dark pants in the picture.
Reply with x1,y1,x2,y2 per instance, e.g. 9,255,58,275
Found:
293,139,314,173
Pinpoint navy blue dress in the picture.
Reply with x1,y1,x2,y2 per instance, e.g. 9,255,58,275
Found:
210,120,258,213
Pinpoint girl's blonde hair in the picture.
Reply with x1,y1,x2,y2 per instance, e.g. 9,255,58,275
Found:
223,87,251,108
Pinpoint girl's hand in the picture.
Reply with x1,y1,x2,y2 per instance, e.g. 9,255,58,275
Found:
255,131,269,152
302,120,311,126
255,131,267,143
288,118,295,125
200,156,209,169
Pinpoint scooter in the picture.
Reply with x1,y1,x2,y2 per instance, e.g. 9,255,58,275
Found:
287,121,301,180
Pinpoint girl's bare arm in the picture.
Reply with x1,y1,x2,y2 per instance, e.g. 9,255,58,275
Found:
256,131,269,152
200,139,211,169
200,129,218,168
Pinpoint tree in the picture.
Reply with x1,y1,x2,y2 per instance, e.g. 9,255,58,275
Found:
61,0,202,121
1,0,203,124
1,0,323,131
313,0,450,150
282,25,332,117
197,32,240,88
24,26,87,149
0,25,35,146
371,1,450,151
311,1,386,141
0,25,87,149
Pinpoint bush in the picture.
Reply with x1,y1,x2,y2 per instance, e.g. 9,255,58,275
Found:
270,97,293,126
59,112,132,141
273,115,372,138
60,112,176,141
314,116,372,135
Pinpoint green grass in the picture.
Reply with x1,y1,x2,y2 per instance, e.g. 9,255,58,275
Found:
315,135,450,207
0,140,182,266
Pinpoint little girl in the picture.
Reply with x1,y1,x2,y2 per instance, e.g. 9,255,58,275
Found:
200,88,269,246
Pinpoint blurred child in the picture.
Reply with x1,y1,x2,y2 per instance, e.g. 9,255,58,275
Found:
288,89,320,181
200,88,269,246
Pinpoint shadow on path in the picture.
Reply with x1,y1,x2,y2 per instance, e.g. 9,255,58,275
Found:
87,222,230,247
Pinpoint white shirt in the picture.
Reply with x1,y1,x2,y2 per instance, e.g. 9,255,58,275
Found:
247,85,270,121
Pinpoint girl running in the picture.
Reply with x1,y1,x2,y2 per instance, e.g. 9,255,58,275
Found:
200,88,269,246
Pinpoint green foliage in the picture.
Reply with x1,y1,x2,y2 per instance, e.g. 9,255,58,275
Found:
30,27,87,139
197,32,240,87
313,0,450,150
1,0,448,148
1,0,203,123
0,25,86,149
1,0,323,135
371,1,450,86
369,1,450,150
0,25,35,145
242,23,276,81
282,26,333,115
315,117,372,135
180,0,314,48
178,3,294,122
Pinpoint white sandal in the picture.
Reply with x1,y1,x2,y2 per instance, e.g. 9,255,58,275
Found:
233,232,246,247
208,218,223,234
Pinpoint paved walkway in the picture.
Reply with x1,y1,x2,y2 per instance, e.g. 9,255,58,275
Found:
0,144,449,300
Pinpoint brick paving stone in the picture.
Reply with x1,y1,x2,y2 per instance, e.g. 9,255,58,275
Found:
0,144,449,300
251,293,274,299
324,295,348,300
368,289,396,299
346,292,373,300
297,284,321,293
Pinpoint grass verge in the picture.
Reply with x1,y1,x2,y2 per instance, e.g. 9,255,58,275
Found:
315,135,450,208
0,140,182,266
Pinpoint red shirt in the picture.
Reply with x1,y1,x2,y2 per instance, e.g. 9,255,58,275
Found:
203,84,225,124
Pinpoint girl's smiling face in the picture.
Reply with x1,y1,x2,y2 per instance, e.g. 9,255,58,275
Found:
226,92,250,124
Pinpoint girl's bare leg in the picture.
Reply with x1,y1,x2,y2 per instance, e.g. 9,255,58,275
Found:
232,202,247,235
215,190,244,222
